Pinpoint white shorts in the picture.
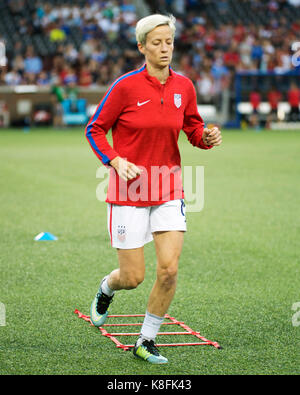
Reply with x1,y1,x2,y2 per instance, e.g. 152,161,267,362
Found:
107,199,187,249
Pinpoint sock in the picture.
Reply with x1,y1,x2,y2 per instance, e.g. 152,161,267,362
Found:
140,311,164,342
101,276,115,297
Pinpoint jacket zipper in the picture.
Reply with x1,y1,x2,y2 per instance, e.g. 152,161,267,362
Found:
161,84,165,107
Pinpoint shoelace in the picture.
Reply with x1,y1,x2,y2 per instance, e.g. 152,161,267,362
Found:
142,340,160,356
96,292,113,314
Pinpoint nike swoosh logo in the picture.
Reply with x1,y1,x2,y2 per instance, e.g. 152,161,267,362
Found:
137,100,151,107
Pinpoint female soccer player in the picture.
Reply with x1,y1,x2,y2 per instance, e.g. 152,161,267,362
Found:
85,14,222,364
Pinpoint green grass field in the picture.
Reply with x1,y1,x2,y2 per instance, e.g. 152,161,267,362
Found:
0,127,299,375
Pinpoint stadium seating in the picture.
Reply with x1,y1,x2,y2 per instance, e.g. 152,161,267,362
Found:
0,0,300,126
62,98,88,125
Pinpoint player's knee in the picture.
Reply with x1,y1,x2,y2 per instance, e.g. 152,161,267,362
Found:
157,264,178,290
123,274,144,290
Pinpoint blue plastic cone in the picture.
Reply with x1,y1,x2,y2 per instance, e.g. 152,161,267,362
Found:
34,232,58,241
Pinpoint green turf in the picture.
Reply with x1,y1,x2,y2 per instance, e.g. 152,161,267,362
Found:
0,127,299,375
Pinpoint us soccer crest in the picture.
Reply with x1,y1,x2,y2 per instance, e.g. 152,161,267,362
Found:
117,225,126,242
174,93,182,108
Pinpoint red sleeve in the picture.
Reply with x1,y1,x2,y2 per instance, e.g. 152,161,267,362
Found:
182,80,213,150
85,81,124,165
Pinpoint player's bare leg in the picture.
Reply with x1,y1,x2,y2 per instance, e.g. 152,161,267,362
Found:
148,231,183,316
90,247,145,327
108,247,145,290
133,231,184,364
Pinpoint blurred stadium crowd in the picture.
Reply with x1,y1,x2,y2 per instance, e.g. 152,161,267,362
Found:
0,0,300,107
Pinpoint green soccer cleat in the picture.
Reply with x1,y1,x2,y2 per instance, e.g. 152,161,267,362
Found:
133,338,168,364
90,277,114,327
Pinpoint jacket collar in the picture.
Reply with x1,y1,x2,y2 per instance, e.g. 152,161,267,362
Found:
142,63,174,87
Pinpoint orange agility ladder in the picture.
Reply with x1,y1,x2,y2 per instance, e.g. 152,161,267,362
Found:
74,309,221,350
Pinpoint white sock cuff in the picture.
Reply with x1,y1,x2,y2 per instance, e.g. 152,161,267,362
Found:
101,276,115,297
145,311,164,324
140,310,164,341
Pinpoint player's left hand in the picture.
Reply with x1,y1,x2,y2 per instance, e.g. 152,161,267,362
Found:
202,126,222,147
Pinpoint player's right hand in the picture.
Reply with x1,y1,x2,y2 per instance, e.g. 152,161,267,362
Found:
110,156,142,181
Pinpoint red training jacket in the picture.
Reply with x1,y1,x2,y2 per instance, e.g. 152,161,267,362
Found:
85,64,212,206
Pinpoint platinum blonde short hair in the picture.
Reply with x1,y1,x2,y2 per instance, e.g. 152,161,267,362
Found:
135,14,176,45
